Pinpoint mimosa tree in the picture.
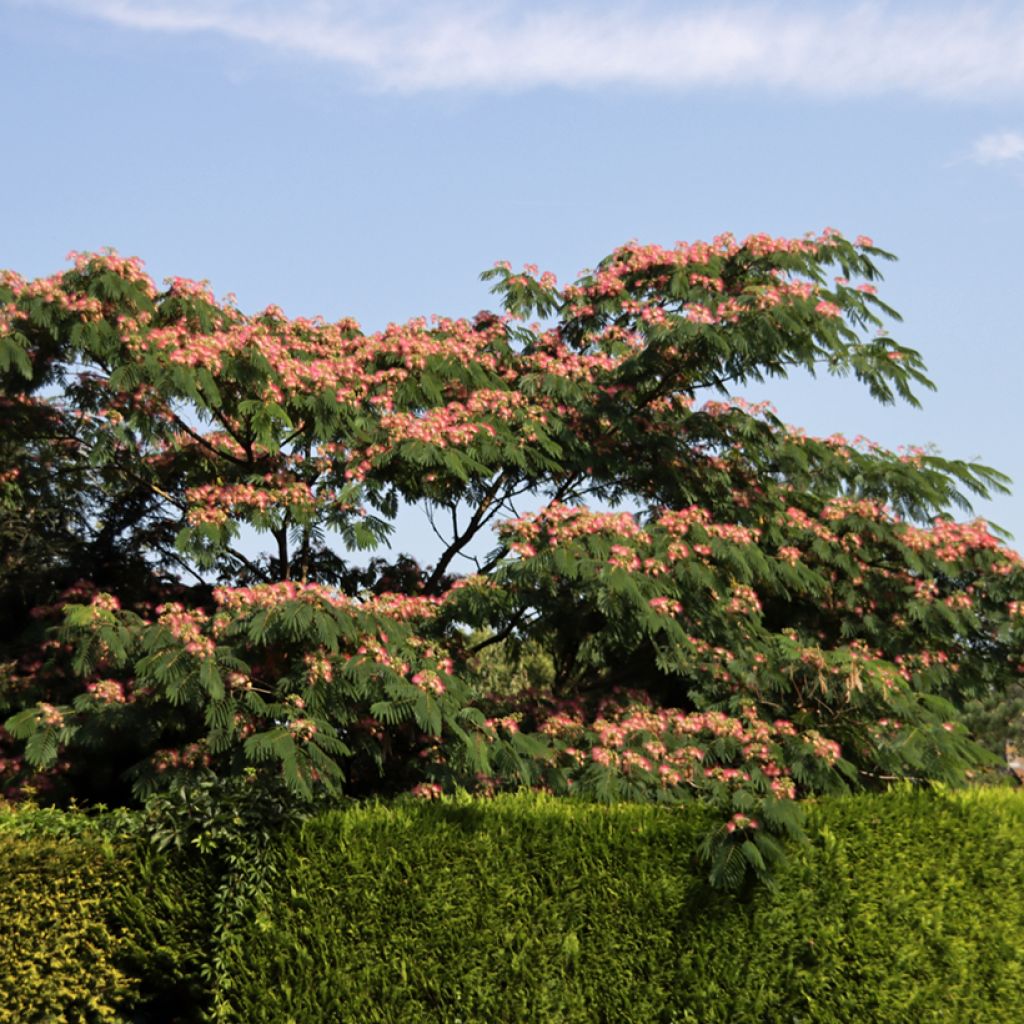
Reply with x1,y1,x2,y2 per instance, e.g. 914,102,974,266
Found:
2,230,1021,884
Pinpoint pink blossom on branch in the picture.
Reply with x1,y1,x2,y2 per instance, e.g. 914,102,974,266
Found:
1,231,1021,889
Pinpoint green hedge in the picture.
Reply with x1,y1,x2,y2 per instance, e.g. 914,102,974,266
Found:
677,787,1024,1024
0,805,212,1023
4,789,1024,1023
222,796,713,1023
222,788,1024,1024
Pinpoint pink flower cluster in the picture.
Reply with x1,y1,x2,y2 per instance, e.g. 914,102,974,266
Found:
725,813,759,833
518,693,825,800
523,333,631,382
85,679,127,704
287,718,319,742
303,652,333,685
154,602,215,658
821,498,891,522
213,581,351,612
552,230,864,332
725,584,762,616
186,478,317,525
152,743,211,773
410,782,444,800
36,703,65,728
499,503,650,550
802,730,842,764
901,518,1020,566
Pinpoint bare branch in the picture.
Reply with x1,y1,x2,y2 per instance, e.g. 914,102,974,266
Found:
223,544,270,582
466,608,535,655
424,472,513,594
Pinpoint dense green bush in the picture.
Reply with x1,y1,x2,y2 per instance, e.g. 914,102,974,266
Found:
221,788,1024,1024
0,831,137,1023
4,789,1023,1022
0,803,212,1023
674,786,1024,1024
223,794,715,1023
105,844,214,1023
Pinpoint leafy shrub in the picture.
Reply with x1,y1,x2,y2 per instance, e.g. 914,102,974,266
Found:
0,802,211,1023
219,788,1024,1024
673,785,1024,1023
0,820,136,1022
105,845,213,1023
5,788,1022,1022
219,793,713,1023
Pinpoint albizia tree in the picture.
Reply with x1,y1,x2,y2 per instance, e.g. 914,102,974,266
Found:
2,229,1022,884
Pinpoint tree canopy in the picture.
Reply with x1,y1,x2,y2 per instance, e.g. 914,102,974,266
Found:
2,230,1022,885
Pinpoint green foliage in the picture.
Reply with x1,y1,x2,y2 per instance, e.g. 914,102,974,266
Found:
0,831,137,1023
218,793,715,1023
141,769,315,855
105,845,214,1023
672,786,1024,1024
2,236,1023,891
461,630,556,696
0,801,212,1023
2,790,1023,1021
217,788,1024,1024
140,770,320,1022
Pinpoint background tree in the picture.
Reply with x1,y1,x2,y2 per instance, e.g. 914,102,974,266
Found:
2,234,1022,884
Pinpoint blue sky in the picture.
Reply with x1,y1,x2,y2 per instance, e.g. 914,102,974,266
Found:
2,0,1023,560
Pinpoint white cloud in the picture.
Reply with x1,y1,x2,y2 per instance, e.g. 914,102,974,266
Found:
970,130,1024,163
19,1,1024,97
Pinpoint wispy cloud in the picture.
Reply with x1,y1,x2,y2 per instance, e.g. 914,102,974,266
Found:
20,1,1024,97
970,130,1024,163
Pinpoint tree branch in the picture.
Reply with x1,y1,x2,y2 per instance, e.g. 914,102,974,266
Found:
466,607,534,655
168,412,250,467
274,526,290,581
423,472,512,595
223,545,271,582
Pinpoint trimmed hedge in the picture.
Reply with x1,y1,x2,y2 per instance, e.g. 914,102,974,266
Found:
222,788,1024,1024
224,796,714,1023
677,787,1024,1024
3,789,1023,1022
105,844,214,1022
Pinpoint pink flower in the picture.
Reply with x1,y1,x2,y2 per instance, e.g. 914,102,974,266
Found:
410,782,443,800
